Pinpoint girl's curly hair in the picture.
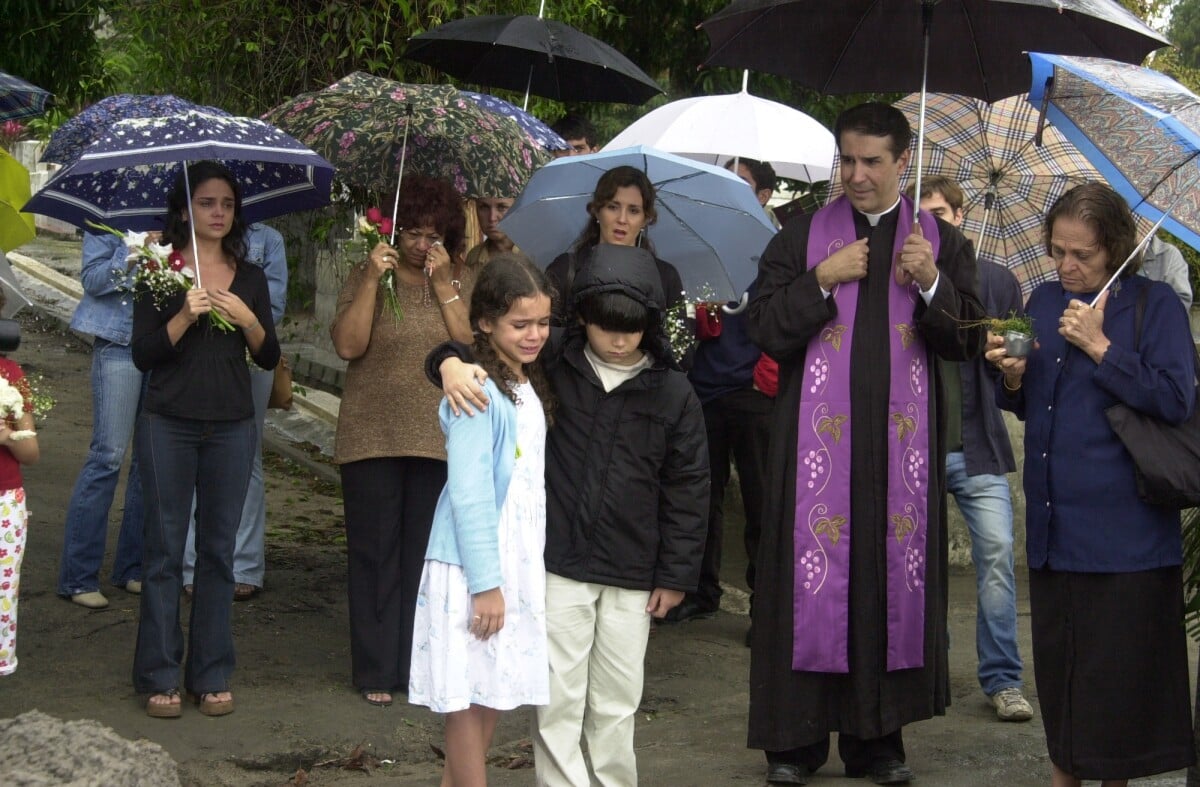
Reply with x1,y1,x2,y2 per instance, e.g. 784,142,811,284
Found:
469,253,556,425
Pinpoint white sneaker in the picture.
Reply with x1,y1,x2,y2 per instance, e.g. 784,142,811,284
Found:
124,580,142,595
70,591,109,609
991,687,1034,722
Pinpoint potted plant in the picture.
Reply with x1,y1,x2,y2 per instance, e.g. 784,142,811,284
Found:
989,312,1035,358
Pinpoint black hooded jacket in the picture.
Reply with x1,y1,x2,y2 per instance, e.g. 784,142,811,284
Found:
542,246,708,591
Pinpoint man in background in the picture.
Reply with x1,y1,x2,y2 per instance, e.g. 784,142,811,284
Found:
551,113,600,156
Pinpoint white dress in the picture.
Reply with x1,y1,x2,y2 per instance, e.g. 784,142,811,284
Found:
408,382,548,712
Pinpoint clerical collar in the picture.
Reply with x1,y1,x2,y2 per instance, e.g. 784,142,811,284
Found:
857,196,901,227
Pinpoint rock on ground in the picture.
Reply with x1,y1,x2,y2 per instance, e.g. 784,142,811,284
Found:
0,710,179,786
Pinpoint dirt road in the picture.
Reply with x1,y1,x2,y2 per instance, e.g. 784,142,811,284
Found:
0,285,1193,785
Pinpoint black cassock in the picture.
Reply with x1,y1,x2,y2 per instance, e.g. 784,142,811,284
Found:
746,206,984,751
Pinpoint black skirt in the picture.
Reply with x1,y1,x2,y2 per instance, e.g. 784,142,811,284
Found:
1029,566,1195,780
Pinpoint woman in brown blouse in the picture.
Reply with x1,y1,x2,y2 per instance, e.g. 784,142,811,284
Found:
331,175,472,707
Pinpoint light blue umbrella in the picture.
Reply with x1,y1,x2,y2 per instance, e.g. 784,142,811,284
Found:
499,145,777,300
1028,53,1200,267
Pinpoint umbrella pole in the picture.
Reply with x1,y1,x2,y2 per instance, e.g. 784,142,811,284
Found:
522,0,547,111
389,103,415,246
911,0,935,231
1090,177,1198,306
976,184,997,257
183,161,202,289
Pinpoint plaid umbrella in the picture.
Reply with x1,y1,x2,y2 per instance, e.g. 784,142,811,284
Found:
264,73,551,198
0,70,50,122
458,90,569,151
23,110,334,231
893,93,1106,295
41,94,229,166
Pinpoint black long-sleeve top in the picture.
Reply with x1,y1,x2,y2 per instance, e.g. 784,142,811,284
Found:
132,262,279,421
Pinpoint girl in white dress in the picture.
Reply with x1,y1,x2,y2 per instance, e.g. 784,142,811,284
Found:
410,254,555,786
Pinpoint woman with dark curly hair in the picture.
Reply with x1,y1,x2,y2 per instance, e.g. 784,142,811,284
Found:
331,174,473,707
131,161,280,719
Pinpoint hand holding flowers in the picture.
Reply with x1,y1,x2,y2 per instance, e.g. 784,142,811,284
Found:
0,373,49,442
87,221,235,332
358,207,403,321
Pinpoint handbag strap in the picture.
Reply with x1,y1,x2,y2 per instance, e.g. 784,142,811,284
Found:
1132,282,1200,386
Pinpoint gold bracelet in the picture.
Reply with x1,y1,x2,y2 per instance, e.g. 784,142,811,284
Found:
1002,377,1021,392
440,294,461,306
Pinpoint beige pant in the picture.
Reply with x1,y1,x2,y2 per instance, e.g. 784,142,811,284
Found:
533,573,651,787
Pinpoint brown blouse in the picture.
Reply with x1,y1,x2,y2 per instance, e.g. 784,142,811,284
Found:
332,263,475,465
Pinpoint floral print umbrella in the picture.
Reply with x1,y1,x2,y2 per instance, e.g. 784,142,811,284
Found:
41,93,229,166
458,90,569,151
264,73,551,198
22,110,334,231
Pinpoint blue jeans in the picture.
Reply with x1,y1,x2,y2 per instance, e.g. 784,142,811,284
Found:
57,339,145,595
182,367,272,587
132,412,255,695
945,451,1023,696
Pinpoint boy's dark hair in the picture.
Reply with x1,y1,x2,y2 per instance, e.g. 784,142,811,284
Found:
552,113,598,147
469,252,557,423
834,102,912,160
576,290,656,336
164,160,247,266
724,156,778,194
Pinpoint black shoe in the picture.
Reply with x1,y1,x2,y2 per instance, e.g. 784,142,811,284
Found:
846,759,914,784
661,597,717,624
744,623,753,648
766,762,810,784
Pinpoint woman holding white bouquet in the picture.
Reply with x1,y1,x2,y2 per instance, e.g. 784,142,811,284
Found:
0,289,41,676
131,161,279,719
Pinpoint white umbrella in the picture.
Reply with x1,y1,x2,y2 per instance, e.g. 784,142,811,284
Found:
603,72,836,183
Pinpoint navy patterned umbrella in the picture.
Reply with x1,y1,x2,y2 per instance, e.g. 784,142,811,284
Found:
23,110,333,231
41,94,229,166
458,90,569,151
0,70,50,122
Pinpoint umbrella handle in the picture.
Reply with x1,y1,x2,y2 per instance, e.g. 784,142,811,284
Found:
1035,77,1054,147
721,292,749,315
390,103,415,247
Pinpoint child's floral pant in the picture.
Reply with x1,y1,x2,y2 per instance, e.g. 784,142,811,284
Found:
0,487,28,676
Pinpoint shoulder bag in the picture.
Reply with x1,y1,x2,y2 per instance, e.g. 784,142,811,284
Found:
1104,286,1200,509
268,354,294,410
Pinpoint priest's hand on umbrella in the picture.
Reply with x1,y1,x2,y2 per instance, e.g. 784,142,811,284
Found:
368,242,398,281
814,238,869,291
895,226,937,289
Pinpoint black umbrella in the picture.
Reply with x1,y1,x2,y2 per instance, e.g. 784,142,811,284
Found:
699,0,1168,220
406,12,663,108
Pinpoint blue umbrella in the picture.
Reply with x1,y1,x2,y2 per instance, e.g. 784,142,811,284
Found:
41,94,229,166
0,70,51,122
23,110,334,231
498,145,777,300
1028,53,1200,284
458,90,569,151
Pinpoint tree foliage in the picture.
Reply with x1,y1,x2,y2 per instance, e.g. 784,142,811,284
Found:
0,0,112,113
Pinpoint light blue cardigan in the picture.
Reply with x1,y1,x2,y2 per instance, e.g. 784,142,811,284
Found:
423,377,517,594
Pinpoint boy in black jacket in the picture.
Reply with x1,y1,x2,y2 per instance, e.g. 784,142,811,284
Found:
431,246,708,786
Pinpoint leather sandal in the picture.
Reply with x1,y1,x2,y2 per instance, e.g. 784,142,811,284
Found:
360,688,393,707
146,689,182,719
190,691,235,716
233,583,259,601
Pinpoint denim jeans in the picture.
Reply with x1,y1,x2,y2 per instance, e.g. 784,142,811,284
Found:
945,451,1023,696
182,367,272,587
57,339,145,595
132,412,254,695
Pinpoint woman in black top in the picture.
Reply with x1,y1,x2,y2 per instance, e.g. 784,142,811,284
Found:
131,161,279,719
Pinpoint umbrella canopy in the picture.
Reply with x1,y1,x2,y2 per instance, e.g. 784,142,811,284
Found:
0,254,34,318
265,73,550,198
458,90,569,151
0,149,35,253
603,75,835,183
0,70,51,122
41,93,229,166
23,110,334,231
406,15,663,105
1029,53,1200,257
700,0,1168,103
892,92,1106,294
498,145,777,300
